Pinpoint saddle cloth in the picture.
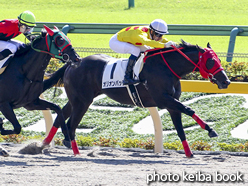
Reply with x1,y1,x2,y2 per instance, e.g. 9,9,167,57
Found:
102,53,144,89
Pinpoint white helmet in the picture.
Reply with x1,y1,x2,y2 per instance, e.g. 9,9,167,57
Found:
149,19,169,35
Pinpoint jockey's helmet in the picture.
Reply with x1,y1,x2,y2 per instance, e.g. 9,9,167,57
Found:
149,19,168,36
18,11,36,27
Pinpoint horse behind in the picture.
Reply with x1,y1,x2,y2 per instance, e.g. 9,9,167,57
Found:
43,40,230,157
0,25,81,149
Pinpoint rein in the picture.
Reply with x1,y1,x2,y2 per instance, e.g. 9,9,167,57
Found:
144,45,221,80
171,45,200,72
144,46,199,79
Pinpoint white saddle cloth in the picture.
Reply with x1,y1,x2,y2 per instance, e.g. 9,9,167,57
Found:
102,54,144,89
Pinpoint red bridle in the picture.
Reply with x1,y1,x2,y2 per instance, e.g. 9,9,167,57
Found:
143,46,223,80
196,47,223,79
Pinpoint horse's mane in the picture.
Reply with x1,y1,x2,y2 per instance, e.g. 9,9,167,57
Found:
179,39,196,49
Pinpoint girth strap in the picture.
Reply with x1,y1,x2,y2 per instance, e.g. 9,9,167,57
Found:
126,84,144,108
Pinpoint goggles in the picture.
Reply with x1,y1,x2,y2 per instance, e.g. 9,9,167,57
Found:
154,32,163,38
20,24,34,33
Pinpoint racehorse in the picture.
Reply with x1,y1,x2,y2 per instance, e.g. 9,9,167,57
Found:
0,25,80,149
43,40,230,157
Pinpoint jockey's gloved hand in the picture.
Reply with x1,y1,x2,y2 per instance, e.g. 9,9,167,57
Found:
26,35,37,42
24,33,37,42
41,28,47,37
164,41,177,48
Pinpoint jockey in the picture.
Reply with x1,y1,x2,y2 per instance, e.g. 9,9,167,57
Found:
0,10,36,65
109,19,177,85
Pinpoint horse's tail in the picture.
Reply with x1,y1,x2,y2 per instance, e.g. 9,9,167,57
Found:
43,63,69,93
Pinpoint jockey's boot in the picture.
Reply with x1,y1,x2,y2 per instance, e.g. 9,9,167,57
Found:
123,55,139,85
0,49,12,60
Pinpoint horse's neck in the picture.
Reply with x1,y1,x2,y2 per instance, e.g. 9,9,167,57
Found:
172,50,199,77
21,40,51,81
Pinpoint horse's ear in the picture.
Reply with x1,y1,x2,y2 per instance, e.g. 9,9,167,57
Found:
196,45,205,53
43,25,54,36
181,39,187,45
207,42,212,49
41,28,47,37
54,26,59,30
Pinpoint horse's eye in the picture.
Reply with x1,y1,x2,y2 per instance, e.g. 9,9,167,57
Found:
206,58,215,70
55,36,65,47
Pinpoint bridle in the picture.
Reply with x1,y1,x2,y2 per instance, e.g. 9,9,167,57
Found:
143,45,223,82
30,30,72,63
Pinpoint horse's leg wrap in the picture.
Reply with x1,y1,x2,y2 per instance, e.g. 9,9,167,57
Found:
182,140,193,158
71,140,80,156
43,126,58,145
192,113,218,137
192,113,206,129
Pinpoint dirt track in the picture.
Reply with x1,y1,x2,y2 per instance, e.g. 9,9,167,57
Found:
0,142,248,186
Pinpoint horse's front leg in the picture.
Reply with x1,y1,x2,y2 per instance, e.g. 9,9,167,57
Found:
157,94,218,137
168,109,193,158
0,102,21,135
191,113,218,137
62,99,93,156
24,98,71,148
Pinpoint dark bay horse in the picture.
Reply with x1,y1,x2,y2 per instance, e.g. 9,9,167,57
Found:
0,25,80,148
43,40,230,157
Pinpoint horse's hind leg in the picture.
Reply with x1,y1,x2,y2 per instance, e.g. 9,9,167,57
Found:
168,109,193,158
24,99,70,147
0,103,21,135
62,101,72,120
66,99,93,156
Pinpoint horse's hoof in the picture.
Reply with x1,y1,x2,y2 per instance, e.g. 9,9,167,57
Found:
41,142,50,149
63,140,71,149
74,152,81,156
0,146,9,157
186,154,194,158
208,130,218,138
41,144,49,149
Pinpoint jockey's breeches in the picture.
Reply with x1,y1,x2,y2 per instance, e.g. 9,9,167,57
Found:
109,34,150,57
0,39,24,54
0,40,25,68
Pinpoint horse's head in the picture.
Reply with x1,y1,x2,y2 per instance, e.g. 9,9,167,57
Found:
196,44,230,89
43,25,80,64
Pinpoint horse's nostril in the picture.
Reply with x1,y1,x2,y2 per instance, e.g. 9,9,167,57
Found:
224,80,231,86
